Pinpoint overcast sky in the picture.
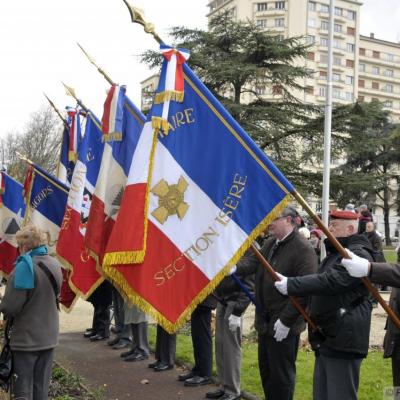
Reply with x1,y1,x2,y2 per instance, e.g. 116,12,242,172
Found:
0,0,399,137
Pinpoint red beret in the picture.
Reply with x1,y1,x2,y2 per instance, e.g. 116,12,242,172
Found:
330,210,358,220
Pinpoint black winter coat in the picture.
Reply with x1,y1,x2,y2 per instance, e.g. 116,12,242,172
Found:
237,230,318,336
288,234,374,358
384,287,400,358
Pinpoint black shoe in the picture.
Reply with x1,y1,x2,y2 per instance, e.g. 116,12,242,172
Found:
124,352,149,362
178,371,194,381
90,334,108,342
83,330,96,338
206,389,225,399
220,394,240,400
153,362,173,372
149,360,162,369
184,375,211,387
107,337,120,346
113,341,131,350
110,326,121,334
120,349,136,358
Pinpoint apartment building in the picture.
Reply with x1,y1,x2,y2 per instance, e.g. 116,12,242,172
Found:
207,0,400,118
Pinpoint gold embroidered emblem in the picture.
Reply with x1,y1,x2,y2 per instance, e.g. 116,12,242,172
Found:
151,176,189,224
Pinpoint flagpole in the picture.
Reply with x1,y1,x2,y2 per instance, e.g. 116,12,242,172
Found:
120,0,400,331
43,93,69,129
321,0,335,259
76,43,115,86
61,82,90,113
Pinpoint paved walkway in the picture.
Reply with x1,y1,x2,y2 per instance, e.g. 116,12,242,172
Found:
56,299,217,400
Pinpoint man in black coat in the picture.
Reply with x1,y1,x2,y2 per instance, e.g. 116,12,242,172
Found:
275,210,374,400
237,206,318,400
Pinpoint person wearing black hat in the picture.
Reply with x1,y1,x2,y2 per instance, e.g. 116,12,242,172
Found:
236,206,318,400
275,210,374,400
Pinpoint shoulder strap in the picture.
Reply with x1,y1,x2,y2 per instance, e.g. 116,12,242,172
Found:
37,261,60,310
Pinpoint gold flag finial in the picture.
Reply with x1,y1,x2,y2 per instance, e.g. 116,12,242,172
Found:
61,82,89,112
16,151,34,166
122,0,163,44
77,43,115,86
43,93,69,128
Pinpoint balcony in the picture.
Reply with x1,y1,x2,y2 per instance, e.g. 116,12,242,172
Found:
359,54,400,68
255,8,286,17
358,70,400,83
358,86,400,99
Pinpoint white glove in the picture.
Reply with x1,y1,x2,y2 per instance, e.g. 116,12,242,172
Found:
274,272,288,295
273,319,290,342
228,314,241,332
341,248,371,278
229,265,237,275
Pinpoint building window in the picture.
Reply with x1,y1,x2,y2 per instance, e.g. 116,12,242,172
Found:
272,85,283,95
275,1,285,10
333,73,341,82
347,10,356,20
384,100,393,108
320,54,328,64
256,19,267,28
346,43,355,53
308,18,316,28
332,89,341,99
256,86,266,95
333,39,342,49
359,63,365,72
307,52,315,61
334,57,342,66
320,4,329,13
372,66,380,75
346,75,354,85
334,24,342,33
373,51,380,59
308,1,316,11
387,53,395,62
346,59,354,68
319,87,326,97
358,95,365,102
320,70,327,80
358,79,365,88
305,86,314,95
320,20,329,30
257,2,268,11
275,18,284,27
345,92,353,101
306,35,316,44
359,48,365,56
385,69,394,78
371,98,379,102
347,27,355,36
320,37,328,47
335,7,342,16
372,81,379,90
385,84,393,93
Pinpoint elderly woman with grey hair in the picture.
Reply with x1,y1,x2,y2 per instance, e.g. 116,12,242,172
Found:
0,224,62,399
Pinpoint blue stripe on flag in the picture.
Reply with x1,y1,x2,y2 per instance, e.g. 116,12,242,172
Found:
3,174,25,216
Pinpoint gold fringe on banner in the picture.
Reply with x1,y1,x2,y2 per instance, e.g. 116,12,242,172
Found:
102,132,123,143
102,127,159,266
102,195,291,333
154,90,184,104
68,151,77,163
151,117,171,136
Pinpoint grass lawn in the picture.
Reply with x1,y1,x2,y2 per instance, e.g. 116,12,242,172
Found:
383,248,397,263
149,326,393,400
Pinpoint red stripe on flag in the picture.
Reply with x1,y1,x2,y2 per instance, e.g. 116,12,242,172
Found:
102,85,116,135
111,221,210,324
105,183,147,254
0,241,18,276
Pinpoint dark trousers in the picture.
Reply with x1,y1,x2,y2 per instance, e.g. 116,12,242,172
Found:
313,354,362,400
12,349,54,400
155,325,176,365
131,322,149,355
258,333,300,400
89,281,112,336
392,358,400,387
191,306,213,377
111,287,131,341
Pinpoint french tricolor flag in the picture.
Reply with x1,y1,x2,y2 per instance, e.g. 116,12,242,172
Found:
101,84,126,142
103,46,294,333
57,112,105,298
0,172,25,276
85,92,145,263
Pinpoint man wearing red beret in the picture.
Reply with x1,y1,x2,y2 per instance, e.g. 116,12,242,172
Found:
275,210,374,400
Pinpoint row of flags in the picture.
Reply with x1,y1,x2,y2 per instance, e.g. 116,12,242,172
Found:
0,45,294,332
